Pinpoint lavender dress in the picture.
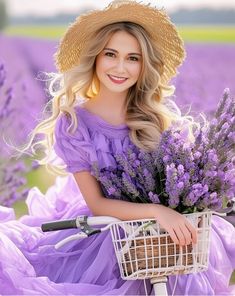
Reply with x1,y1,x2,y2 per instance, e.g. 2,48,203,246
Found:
0,105,235,295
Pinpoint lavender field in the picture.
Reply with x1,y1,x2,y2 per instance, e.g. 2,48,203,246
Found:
0,34,235,211
1,35,234,131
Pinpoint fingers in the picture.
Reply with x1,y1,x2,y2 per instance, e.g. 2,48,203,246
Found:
185,220,198,245
154,207,198,246
166,226,190,246
167,228,180,245
167,222,197,246
177,225,191,246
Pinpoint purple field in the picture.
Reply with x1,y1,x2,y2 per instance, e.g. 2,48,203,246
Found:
0,35,56,154
173,43,235,118
0,34,235,152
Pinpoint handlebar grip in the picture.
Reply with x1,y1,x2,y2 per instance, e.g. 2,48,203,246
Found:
41,219,77,232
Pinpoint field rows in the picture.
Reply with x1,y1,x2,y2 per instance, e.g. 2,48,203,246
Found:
4,25,235,42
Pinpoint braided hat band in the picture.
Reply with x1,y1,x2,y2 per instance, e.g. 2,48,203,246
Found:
55,0,186,84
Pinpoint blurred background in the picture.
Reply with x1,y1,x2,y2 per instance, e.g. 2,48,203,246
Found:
0,0,235,218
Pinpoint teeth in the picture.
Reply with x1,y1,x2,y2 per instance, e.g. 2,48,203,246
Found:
109,75,127,81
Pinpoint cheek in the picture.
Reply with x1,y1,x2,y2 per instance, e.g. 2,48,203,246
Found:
96,56,114,73
129,64,141,78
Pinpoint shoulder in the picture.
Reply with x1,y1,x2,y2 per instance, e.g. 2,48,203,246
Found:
54,107,91,145
55,96,89,129
53,108,94,173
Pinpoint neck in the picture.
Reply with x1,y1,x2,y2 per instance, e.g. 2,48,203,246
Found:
93,88,128,116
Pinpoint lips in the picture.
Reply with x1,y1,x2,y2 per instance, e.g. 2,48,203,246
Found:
108,74,128,84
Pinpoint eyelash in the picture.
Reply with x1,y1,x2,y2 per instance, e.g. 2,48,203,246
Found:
104,52,139,61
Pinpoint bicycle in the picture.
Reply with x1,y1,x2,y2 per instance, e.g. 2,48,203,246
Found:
41,211,213,296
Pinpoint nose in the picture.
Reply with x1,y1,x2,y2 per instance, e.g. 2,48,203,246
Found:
115,58,125,73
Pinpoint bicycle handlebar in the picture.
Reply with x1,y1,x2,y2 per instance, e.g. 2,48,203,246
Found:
41,219,78,232
41,215,121,232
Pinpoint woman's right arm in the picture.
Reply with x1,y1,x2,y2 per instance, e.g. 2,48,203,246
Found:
73,171,197,246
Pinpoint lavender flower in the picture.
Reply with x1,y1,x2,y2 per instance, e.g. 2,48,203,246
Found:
0,158,38,207
0,63,39,206
91,162,124,200
0,63,6,88
91,89,234,214
148,192,160,203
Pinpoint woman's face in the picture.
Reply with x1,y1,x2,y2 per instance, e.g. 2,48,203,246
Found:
95,30,142,95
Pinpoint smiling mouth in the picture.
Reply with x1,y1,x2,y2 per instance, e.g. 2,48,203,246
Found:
107,74,128,84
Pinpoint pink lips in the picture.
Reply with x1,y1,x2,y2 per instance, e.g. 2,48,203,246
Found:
108,75,128,84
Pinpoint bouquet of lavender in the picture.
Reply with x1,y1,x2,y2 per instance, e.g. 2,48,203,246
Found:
92,89,235,214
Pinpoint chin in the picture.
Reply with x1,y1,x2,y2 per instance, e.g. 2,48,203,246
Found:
108,83,135,93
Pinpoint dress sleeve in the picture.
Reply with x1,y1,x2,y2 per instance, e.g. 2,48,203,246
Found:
54,113,92,173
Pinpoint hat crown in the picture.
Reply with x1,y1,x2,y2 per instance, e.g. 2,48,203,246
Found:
111,0,133,7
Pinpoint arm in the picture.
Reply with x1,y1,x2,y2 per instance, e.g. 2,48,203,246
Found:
74,171,157,220
73,171,197,246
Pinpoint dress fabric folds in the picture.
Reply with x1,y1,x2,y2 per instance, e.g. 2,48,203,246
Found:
0,105,234,295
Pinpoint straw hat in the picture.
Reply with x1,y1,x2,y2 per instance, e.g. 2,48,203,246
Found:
55,0,186,84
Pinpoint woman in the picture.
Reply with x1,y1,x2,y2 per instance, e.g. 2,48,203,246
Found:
0,1,234,295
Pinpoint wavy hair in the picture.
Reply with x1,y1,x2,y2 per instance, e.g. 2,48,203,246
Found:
19,22,199,175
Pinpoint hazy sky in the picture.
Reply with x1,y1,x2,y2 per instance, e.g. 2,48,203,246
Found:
7,0,235,17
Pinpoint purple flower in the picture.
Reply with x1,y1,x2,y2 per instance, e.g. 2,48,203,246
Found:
148,192,160,204
0,62,44,207
0,158,37,207
0,63,6,88
92,89,234,213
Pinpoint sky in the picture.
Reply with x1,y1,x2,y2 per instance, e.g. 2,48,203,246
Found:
6,0,235,17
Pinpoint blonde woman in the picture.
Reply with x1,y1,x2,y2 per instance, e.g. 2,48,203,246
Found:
0,1,234,295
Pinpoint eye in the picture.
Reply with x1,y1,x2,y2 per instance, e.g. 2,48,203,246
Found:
105,52,115,57
129,56,139,61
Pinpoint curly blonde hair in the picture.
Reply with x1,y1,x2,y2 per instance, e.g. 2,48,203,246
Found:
21,22,198,175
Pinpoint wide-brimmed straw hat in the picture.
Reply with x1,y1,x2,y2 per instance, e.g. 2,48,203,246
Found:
55,0,186,84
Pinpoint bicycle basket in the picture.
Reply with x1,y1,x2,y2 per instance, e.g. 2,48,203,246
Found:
109,211,212,280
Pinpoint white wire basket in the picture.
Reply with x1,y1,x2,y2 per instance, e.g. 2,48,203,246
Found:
109,211,212,280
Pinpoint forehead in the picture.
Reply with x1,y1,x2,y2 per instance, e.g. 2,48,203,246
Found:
105,30,141,53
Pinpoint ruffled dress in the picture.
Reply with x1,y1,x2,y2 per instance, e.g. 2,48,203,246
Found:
0,104,235,295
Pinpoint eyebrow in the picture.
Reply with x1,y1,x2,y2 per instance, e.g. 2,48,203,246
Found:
103,47,142,56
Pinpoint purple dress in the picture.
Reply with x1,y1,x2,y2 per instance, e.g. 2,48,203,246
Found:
0,105,235,295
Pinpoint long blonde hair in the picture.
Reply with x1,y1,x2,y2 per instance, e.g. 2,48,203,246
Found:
20,22,198,175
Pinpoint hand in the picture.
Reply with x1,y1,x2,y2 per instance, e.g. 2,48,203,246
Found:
153,204,197,246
